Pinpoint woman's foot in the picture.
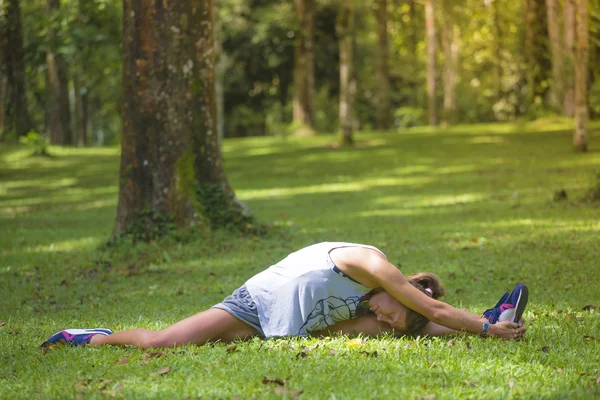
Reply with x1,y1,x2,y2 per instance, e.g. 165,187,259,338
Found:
40,328,113,347
483,284,528,323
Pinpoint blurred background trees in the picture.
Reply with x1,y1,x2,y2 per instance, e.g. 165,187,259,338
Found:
1,0,599,146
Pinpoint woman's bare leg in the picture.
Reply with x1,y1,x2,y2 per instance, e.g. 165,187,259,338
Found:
90,308,259,349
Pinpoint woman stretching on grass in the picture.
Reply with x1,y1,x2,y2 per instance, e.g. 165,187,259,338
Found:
42,242,528,348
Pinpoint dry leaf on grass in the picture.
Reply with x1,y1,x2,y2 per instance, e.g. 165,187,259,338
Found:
226,344,238,353
273,387,303,398
151,366,172,376
262,377,285,386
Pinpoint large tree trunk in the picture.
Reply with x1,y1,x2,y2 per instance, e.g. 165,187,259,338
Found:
214,2,225,145
425,0,437,126
374,0,390,130
114,0,250,241
563,0,576,117
441,0,459,127
293,0,315,134
3,0,32,137
337,0,355,145
46,0,72,145
545,0,563,110
0,8,6,140
573,0,588,152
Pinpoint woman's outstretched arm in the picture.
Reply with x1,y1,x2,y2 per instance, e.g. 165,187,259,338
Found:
331,247,521,339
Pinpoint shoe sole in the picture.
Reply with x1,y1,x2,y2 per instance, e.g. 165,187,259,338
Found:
511,285,529,322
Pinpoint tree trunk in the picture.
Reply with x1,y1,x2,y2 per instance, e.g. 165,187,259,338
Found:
374,0,390,130
573,0,588,152
214,2,224,144
337,0,355,145
46,0,72,145
114,0,250,241
0,8,6,140
293,0,315,134
3,0,32,137
486,0,502,98
563,0,576,117
73,74,88,147
545,0,563,110
441,0,459,127
425,0,437,126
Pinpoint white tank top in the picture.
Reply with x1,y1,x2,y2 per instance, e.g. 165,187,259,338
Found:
244,242,386,337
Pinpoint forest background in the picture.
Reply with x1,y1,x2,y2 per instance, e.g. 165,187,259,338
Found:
3,0,600,146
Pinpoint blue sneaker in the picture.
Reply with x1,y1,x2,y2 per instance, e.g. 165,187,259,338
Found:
483,284,528,323
40,328,113,347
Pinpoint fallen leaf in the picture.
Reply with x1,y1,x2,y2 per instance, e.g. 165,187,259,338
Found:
583,336,596,342
541,346,550,353
556,368,564,374
0,322,5,327
328,348,337,356
226,344,238,353
583,304,597,311
143,351,166,360
113,358,129,365
75,379,92,391
447,339,455,347
420,395,436,400
101,390,116,397
151,366,171,376
295,351,308,360
273,387,303,398
262,377,285,386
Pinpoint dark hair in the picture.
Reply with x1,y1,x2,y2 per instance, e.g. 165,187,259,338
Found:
404,272,445,333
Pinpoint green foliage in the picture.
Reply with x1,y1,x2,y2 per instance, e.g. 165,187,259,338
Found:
393,106,426,128
18,131,49,156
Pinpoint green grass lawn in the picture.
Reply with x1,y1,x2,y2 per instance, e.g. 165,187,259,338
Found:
1,120,600,399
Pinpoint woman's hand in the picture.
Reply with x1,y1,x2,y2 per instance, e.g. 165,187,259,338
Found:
489,319,527,340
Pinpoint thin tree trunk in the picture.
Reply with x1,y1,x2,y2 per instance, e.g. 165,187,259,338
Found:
486,0,502,98
546,0,563,110
425,0,437,126
293,0,315,134
46,0,72,145
73,74,87,147
4,0,31,137
337,0,355,145
573,0,588,152
442,5,459,128
114,0,250,241
374,0,390,130
563,0,576,117
525,0,536,107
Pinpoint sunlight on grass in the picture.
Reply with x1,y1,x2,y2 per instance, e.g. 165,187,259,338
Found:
2,122,600,399
11,236,104,255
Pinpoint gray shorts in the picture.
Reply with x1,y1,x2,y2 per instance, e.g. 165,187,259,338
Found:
212,284,265,337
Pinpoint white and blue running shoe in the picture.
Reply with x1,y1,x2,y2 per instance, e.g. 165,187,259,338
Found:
483,284,529,323
41,328,112,347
